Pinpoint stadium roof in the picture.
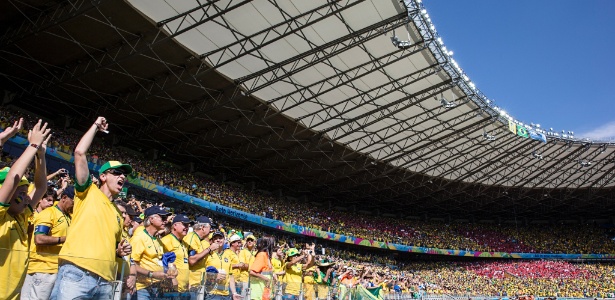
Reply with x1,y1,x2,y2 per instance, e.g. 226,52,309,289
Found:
1,0,614,220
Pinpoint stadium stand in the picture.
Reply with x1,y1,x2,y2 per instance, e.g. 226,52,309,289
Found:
1,111,615,299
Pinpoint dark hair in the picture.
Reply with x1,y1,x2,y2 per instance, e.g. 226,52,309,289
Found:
256,236,276,258
45,186,56,198
114,200,128,211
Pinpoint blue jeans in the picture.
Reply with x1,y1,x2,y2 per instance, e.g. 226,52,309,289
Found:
282,294,298,300
50,262,114,300
133,288,153,300
206,294,231,300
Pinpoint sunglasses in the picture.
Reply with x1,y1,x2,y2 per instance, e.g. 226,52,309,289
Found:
107,169,126,176
155,214,169,221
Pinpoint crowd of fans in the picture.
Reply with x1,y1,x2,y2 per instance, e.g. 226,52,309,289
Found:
1,111,615,299
3,108,614,255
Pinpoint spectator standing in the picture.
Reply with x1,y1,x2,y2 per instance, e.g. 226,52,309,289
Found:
204,231,241,300
130,206,174,299
51,117,132,300
21,186,75,300
238,234,257,297
114,200,137,293
161,213,193,293
0,119,50,300
227,234,245,295
271,246,286,297
185,216,216,290
250,236,276,300
283,245,315,300
314,260,335,300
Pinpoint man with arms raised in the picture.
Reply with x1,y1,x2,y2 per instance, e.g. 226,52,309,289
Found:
51,117,132,300
0,119,50,299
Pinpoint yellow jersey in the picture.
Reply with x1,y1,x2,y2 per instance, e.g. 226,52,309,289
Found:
184,231,210,287
303,266,316,284
237,247,256,283
226,249,240,279
160,233,190,292
130,228,164,291
0,204,32,300
284,263,304,296
204,249,235,296
59,179,123,281
271,257,284,282
28,205,71,274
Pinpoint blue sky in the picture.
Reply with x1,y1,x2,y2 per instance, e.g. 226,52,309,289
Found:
423,0,615,140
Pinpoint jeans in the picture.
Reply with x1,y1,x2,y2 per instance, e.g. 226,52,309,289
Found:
50,263,114,300
21,272,58,300
132,288,153,300
282,294,298,300
205,294,231,300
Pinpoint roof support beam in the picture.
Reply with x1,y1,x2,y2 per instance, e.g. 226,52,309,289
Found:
1,0,104,48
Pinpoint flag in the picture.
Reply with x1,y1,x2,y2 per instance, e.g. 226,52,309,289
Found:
508,120,517,134
516,125,529,138
529,130,547,143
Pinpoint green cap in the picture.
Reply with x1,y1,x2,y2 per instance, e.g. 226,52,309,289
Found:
286,248,300,257
0,167,29,187
99,161,133,175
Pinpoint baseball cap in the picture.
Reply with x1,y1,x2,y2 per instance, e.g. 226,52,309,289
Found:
0,167,29,187
62,186,75,199
99,161,133,175
133,216,143,223
125,204,139,216
228,234,242,243
144,206,171,218
195,216,211,225
173,214,193,225
211,231,224,239
245,234,256,241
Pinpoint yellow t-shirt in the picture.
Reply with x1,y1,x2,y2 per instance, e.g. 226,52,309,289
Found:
204,249,235,296
130,228,164,291
0,204,32,300
237,247,256,283
284,263,304,296
28,205,71,274
226,249,240,279
160,233,190,292
59,179,123,281
184,231,210,287
303,266,316,284
271,257,284,282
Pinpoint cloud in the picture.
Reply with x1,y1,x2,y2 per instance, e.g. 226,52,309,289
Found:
578,121,615,140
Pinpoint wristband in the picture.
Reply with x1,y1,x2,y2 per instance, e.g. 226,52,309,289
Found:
129,274,137,277
148,271,153,278
30,143,39,149
58,237,61,244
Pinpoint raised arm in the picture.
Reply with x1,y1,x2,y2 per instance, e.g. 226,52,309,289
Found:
28,134,52,208
0,120,49,205
0,118,23,147
74,117,107,186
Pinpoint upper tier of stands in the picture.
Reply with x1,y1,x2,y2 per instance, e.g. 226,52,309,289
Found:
2,108,614,255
